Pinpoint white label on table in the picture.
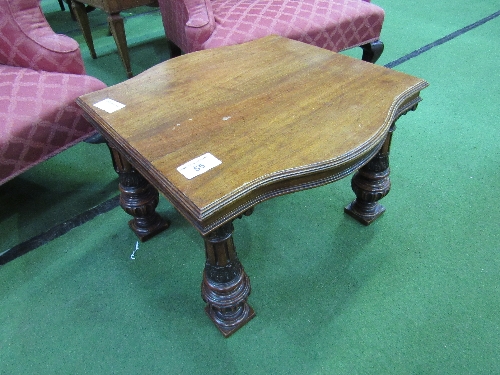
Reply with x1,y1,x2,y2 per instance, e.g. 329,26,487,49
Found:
177,153,222,180
93,98,126,113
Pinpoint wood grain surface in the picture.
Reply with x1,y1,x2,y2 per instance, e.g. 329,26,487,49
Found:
78,35,428,233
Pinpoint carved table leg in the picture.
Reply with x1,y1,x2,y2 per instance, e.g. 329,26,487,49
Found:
201,222,255,337
344,123,395,225
109,146,170,241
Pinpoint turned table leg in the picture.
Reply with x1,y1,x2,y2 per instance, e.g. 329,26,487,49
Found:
344,123,395,225
108,146,170,241
201,222,255,337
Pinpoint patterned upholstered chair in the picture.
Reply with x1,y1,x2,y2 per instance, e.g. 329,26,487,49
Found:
157,0,385,63
0,0,107,185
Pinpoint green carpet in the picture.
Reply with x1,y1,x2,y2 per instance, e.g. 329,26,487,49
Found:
1,1,499,374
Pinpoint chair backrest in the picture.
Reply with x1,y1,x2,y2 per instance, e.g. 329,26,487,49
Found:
0,0,85,74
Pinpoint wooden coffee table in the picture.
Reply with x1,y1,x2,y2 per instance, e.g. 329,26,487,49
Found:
71,0,158,78
77,36,428,337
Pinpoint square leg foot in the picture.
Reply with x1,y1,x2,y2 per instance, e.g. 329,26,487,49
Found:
205,305,256,338
344,202,385,226
128,217,170,242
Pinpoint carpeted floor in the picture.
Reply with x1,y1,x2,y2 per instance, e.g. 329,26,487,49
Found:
1,1,499,374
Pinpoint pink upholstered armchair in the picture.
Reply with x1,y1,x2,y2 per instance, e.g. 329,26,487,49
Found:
158,0,385,62
0,0,107,185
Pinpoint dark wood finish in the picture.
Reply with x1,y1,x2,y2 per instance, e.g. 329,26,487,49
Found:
109,145,170,241
77,36,427,336
344,103,420,224
167,40,182,58
202,221,255,337
361,40,384,63
344,123,393,224
71,0,156,78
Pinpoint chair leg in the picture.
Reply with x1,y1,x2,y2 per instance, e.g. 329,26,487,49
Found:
167,40,182,58
360,40,384,63
58,0,65,10
84,132,106,144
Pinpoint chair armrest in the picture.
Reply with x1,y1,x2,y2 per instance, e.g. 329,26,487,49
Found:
0,1,86,75
184,0,215,51
158,0,215,52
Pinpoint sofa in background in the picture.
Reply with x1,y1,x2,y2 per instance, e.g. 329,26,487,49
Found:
157,0,385,62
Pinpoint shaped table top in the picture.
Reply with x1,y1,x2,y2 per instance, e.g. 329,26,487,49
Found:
78,35,428,234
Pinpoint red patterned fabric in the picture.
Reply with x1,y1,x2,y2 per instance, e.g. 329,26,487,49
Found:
0,0,107,185
0,67,106,185
158,0,384,54
0,0,85,75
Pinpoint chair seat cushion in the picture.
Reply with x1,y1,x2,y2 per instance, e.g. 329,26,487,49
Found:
0,65,106,184
202,0,384,52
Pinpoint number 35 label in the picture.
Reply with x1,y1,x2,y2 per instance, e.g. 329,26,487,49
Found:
177,153,222,179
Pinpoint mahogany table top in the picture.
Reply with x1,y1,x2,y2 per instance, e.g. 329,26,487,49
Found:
77,35,428,234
